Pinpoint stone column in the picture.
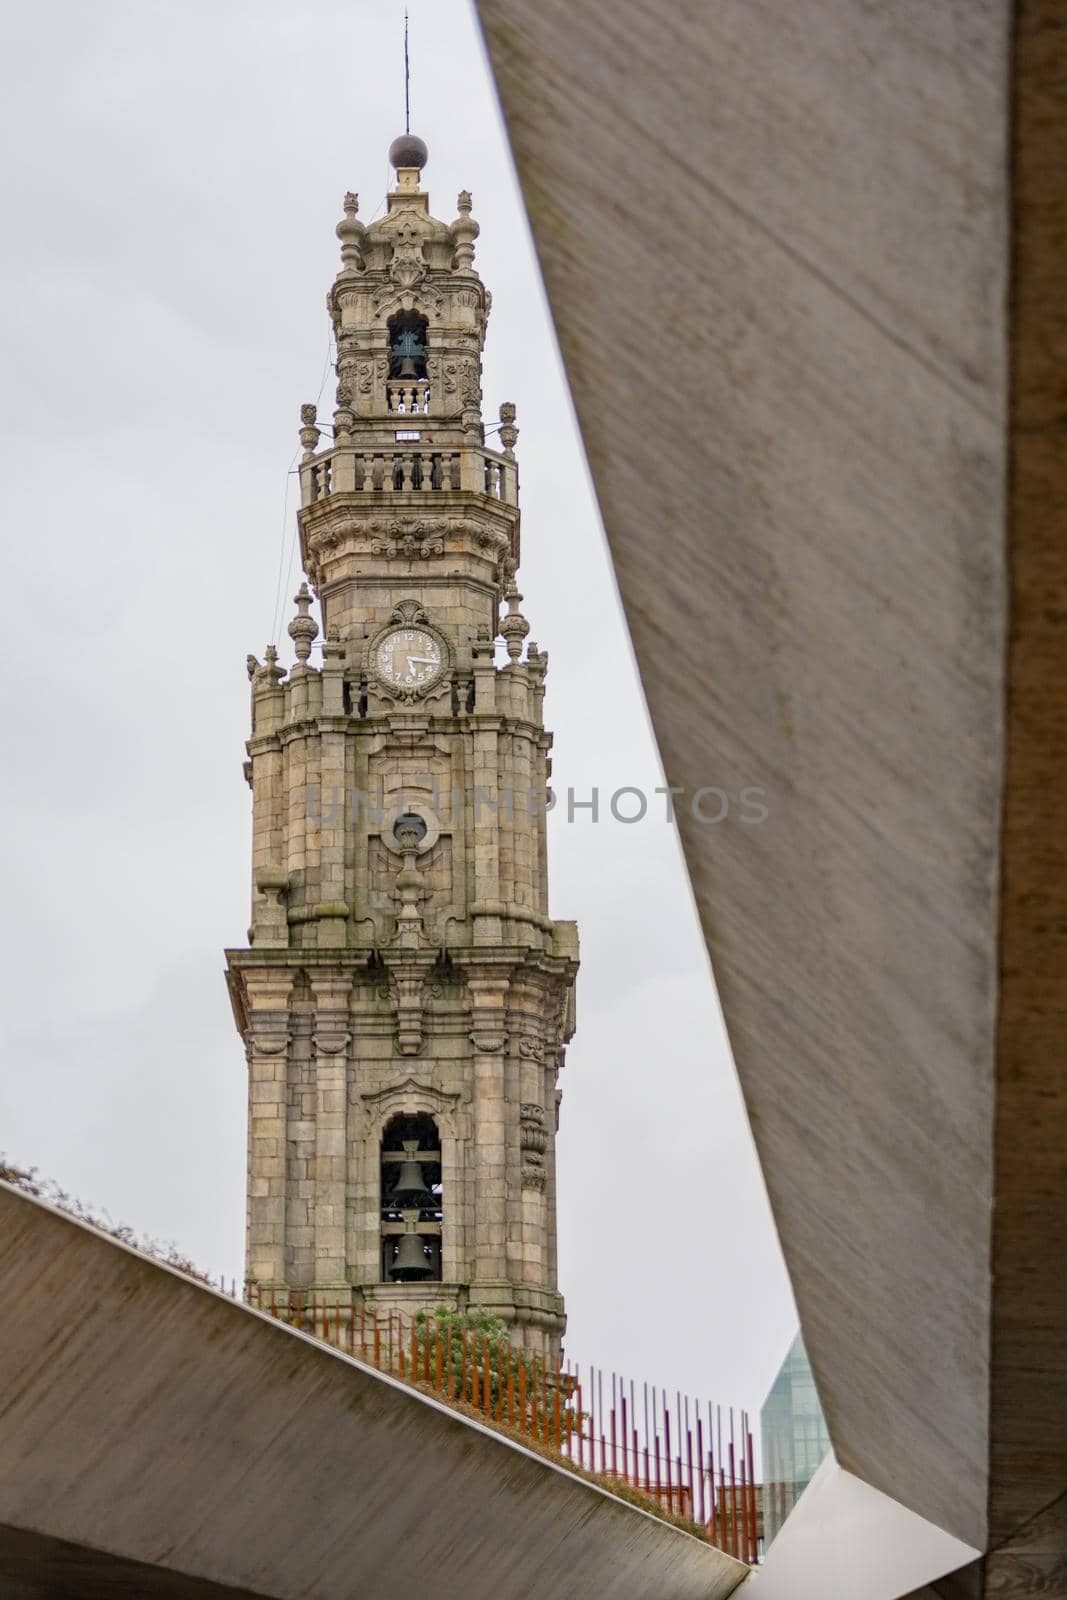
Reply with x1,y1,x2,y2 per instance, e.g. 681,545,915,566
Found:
349,984,381,1287
249,734,286,946
468,974,510,1290
469,705,504,948
546,1072,562,1293
440,1123,464,1285
518,1035,547,1286
316,714,349,949
311,974,352,1288
284,724,309,924
244,970,294,1286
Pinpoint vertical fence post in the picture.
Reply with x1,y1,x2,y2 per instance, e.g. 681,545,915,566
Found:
747,1423,758,1563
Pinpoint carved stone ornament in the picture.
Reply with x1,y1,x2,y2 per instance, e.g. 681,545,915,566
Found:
249,1034,290,1057
373,285,444,322
518,1036,544,1061
369,516,447,561
443,358,480,405
390,969,435,1056
520,1103,547,1158
388,222,428,290
313,1030,351,1056
359,1075,465,1141
521,1166,547,1193
470,1030,507,1054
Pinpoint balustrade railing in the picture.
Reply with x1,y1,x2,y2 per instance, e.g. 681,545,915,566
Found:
387,379,432,415
300,444,517,508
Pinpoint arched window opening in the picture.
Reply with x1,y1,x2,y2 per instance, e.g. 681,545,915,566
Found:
387,311,429,380
380,1112,442,1282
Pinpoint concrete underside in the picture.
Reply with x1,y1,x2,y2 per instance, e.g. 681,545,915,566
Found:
476,0,1067,1593
0,1182,746,1600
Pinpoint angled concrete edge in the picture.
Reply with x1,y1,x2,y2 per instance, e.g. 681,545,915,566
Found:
743,1455,980,1600
474,0,1009,1553
0,1181,747,1599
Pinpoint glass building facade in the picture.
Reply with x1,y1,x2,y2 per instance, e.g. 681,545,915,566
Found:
760,1331,832,1547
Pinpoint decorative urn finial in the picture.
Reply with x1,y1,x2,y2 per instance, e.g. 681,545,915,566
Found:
500,577,530,662
287,582,319,667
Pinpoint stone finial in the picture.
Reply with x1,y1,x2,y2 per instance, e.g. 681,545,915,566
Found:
258,644,285,687
451,190,479,273
389,133,429,172
299,402,320,459
246,653,260,681
336,192,366,273
333,391,355,443
287,582,319,666
499,400,519,457
394,825,426,950
500,577,531,662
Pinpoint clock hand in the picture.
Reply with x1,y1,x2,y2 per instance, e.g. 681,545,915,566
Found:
407,656,438,667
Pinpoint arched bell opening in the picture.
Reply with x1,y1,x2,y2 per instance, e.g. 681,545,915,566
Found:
387,310,429,380
380,1111,443,1282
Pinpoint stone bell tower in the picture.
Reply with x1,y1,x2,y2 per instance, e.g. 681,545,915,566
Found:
226,135,578,1354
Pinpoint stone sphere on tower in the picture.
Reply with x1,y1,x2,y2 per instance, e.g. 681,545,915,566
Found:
388,133,429,170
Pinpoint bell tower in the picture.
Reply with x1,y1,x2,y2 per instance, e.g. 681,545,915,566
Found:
226,135,578,1354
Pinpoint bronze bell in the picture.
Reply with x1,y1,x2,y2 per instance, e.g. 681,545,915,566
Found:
394,355,420,380
390,1232,433,1281
390,1160,427,1205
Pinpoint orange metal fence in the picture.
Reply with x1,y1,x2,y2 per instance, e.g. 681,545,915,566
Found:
225,1283,760,1565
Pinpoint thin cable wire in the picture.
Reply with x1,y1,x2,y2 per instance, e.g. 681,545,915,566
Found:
267,450,300,650
270,320,334,646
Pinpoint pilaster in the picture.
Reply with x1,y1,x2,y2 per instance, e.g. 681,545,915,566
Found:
311,973,352,1288
244,970,294,1285
468,973,510,1286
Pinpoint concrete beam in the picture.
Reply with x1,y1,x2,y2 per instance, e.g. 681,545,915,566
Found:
476,0,1010,1559
0,1182,745,1599
477,3,1067,1591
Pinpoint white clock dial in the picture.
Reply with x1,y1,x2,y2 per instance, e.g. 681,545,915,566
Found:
376,626,443,692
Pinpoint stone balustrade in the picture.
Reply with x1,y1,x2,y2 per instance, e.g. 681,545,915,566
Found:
386,379,432,414
301,443,517,508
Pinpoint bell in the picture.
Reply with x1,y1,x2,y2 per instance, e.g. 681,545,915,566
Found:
390,1160,427,1205
390,1232,433,1281
394,355,420,379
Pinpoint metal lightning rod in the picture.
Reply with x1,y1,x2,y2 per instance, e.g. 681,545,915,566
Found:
404,9,411,134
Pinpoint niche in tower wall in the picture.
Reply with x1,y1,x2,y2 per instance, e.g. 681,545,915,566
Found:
380,1112,443,1282
387,310,429,380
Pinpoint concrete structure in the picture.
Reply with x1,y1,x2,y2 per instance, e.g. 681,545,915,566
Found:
227,142,577,1355
475,1,1066,1594
0,1179,747,1599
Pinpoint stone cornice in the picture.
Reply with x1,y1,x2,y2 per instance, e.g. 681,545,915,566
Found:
246,710,549,744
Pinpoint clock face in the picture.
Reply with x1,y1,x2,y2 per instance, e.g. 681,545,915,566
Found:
375,626,443,693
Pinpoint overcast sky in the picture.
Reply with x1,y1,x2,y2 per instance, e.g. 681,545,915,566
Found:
0,0,796,1414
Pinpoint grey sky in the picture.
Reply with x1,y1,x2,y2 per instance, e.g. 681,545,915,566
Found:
0,0,796,1411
